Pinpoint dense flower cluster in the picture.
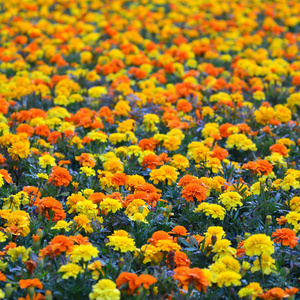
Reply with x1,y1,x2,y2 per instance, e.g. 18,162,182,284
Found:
0,0,300,299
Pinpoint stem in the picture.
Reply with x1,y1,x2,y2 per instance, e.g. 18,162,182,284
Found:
259,255,265,284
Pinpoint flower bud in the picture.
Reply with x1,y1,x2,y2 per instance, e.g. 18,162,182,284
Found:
166,205,172,214
36,229,44,239
118,258,124,269
27,286,35,299
244,232,251,240
45,290,53,300
5,283,12,299
236,235,242,244
267,179,272,187
266,215,272,226
211,235,217,245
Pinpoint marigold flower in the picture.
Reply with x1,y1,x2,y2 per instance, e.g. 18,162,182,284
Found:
48,166,72,187
173,266,209,292
272,228,299,248
19,278,43,290
90,279,120,300
243,234,274,257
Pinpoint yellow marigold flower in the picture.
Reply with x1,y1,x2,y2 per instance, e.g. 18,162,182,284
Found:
171,154,189,171
194,203,226,220
137,244,163,264
205,226,225,240
75,199,97,219
38,154,56,168
107,233,136,252
277,138,295,147
167,129,185,141
127,145,142,156
287,197,300,212
88,261,103,280
117,119,136,133
100,198,122,214
88,87,108,99
215,271,241,287
253,91,265,101
80,167,96,177
5,210,30,236
70,244,99,262
89,279,120,300
202,123,219,138
82,189,94,198
87,130,108,142
226,134,257,151
114,100,131,117
187,143,210,163
0,175,3,188
124,199,149,216
129,213,148,223
286,211,300,226
73,215,94,234
254,106,275,125
163,136,181,151
36,173,49,180
212,239,236,260
7,246,31,262
274,104,292,123
0,232,7,242
218,192,243,210
143,114,160,132
150,165,178,185
125,175,145,191
155,240,181,252
103,158,124,174
243,234,274,257
206,157,223,174
58,263,83,279
51,220,72,232
251,255,276,275
280,174,300,191
238,282,263,299
8,141,30,160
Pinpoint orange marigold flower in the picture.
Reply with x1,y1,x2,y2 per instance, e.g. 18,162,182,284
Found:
111,173,128,187
75,153,96,168
0,169,13,184
88,192,105,205
138,138,159,151
276,216,287,225
69,234,91,245
147,231,173,246
181,183,207,203
36,197,66,221
211,146,229,161
116,272,141,295
178,175,201,188
272,228,299,249
285,287,299,296
169,226,189,237
139,274,157,289
236,241,245,258
174,251,191,267
19,278,43,289
51,235,74,254
258,287,289,299
255,160,274,175
48,166,72,187
0,271,6,282
269,143,289,157
173,266,209,293
142,154,163,170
